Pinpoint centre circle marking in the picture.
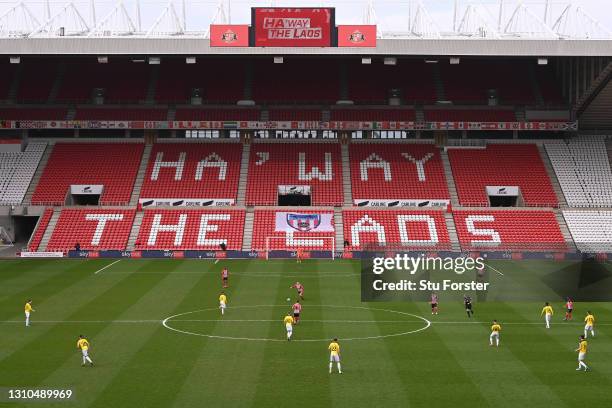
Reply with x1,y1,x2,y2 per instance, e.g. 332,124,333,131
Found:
162,304,431,342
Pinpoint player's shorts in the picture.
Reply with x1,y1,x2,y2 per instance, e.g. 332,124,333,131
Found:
81,349,89,357
25,311,30,318
431,303,438,308
222,277,228,281
567,309,573,313
465,304,472,310
585,324,593,330
490,332,499,339
298,290,304,296
220,302,226,309
578,352,586,361
293,312,300,317
285,323,293,332
329,353,340,362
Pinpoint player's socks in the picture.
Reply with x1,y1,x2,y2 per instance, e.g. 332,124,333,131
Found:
329,363,332,373
337,363,342,373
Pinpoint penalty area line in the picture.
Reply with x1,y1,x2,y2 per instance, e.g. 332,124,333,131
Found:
94,259,121,275
484,262,504,276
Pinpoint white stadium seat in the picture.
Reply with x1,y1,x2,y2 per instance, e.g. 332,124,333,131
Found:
563,211,612,253
545,137,612,207
0,142,46,205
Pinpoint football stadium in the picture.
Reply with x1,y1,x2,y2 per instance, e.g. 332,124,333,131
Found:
1,0,612,406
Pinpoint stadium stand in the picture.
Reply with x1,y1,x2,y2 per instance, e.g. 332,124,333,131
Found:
268,109,322,121
0,142,46,205
32,143,144,206
156,58,246,103
0,107,68,120
0,60,18,100
453,210,566,251
251,209,335,251
174,108,260,121
252,59,339,103
545,138,612,207
135,209,245,250
330,109,416,121
246,142,343,206
47,208,136,252
448,144,558,207
342,209,451,250
139,143,241,202
74,107,168,121
46,208,136,251
439,60,535,104
563,211,612,253
57,60,151,103
349,143,449,202
424,109,516,122
534,66,564,105
27,208,53,251
15,60,57,102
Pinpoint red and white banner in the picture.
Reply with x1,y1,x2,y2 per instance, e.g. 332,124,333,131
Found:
210,24,250,47
253,8,333,47
337,25,377,47
275,212,334,232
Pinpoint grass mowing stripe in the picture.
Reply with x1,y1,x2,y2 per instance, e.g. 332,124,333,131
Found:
0,260,101,310
489,301,612,406
87,260,222,408
418,302,568,407
250,260,334,408
38,260,206,408
316,260,411,408
170,259,277,408
0,260,133,363
0,260,168,387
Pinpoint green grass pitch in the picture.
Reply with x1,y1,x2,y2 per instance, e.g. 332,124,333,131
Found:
1,258,611,407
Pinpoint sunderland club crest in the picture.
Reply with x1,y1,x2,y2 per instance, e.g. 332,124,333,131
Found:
221,30,238,43
349,30,366,43
287,213,321,232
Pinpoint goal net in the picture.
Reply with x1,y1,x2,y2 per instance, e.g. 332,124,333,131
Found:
265,233,335,260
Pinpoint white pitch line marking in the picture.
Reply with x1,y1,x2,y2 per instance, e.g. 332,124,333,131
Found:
94,259,121,275
484,262,504,276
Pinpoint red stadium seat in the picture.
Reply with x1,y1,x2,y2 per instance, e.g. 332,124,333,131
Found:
448,144,557,207
424,109,516,122
27,208,54,251
251,209,335,251
46,208,135,251
0,107,67,120
135,209,245,250
140,143,241,202
342,209,451,250
246,143,343,206
74,107,167,121
174,108,260,121
330,109,416,121
268,109,322,121
32,143,144,206
350,143,449,201
453,210,566,251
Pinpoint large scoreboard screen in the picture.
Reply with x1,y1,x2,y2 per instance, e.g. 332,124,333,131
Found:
252,8,334,47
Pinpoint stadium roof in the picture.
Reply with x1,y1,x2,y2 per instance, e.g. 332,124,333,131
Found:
0,37,611,57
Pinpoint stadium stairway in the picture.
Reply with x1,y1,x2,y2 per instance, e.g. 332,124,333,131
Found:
126,211,144,250
334,207,344,251
167,105,176,121
432,64,446,101
515,107,526,122
237,143,251,206
528,64,545,106
145,65,160,104
607,137,612,167
38,208,61,251
241,208,255,251
444,212,461,251
440,149,459,206
47,62,66,103
555,210,577,252
7,64,22,102
129,144,153,206
341,143,352,205
538,145,568,207
22,143,53,205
